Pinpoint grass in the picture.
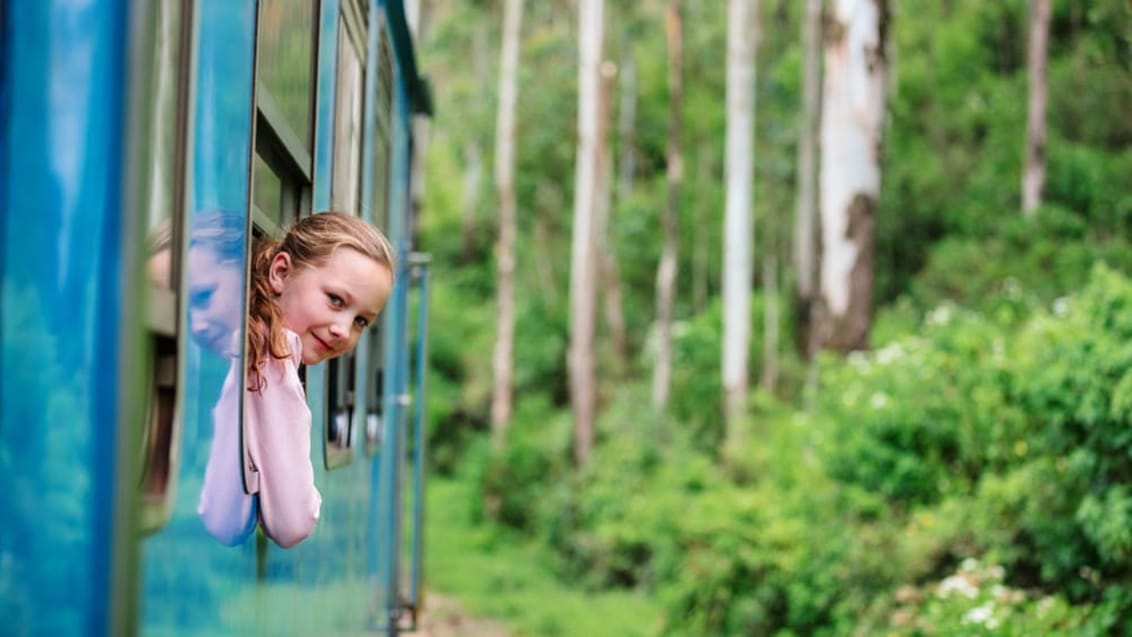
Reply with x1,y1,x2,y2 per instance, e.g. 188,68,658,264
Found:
422,474,663,637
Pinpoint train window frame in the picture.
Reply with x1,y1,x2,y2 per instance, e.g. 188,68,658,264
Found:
363,16,395,458
321,0,370,471
138,0,194,535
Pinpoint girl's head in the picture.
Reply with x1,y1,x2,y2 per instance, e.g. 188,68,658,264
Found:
249,212,394,385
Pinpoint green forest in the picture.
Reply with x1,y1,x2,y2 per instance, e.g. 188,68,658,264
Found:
411,0,1132,634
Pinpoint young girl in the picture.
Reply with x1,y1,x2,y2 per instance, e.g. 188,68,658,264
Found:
198,212,395,548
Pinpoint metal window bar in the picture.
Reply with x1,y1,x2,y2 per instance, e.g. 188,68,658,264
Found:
401,252,431,631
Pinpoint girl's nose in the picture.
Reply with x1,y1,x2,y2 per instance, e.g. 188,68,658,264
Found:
329,319,349,339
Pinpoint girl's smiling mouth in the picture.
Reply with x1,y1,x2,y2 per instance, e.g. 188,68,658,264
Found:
312,333,333,353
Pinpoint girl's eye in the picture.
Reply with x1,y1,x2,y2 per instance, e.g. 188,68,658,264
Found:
354,316,369,329
327,293,344,308
190,286,215,309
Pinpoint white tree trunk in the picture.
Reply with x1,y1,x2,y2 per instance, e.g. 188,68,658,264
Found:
816,0,887,352
490,0,523,443
569,0,604,467
1022,0,1050,217
795,0,822,356
653,0,683,413
723,0,757,432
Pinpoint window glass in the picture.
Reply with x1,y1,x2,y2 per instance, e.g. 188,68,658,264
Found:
331,18,364,214
255,0,315,151
252,153,284,227
139,0,192,532
371,19,394,228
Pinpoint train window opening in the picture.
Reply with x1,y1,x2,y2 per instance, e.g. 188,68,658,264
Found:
246,0,323,476
325,352,357,468
364,325,384,456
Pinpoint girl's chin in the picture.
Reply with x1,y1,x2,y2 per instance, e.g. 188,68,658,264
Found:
303,351,340,366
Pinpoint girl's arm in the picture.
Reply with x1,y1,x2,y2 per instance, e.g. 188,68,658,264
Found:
198,363,258,546
245,330,322,548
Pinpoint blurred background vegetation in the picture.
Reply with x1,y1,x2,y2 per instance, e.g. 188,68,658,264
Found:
410,0,1132,634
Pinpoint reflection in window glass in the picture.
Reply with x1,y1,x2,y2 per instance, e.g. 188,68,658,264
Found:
140,0,192,533
331,20,363,214
256,0,314,150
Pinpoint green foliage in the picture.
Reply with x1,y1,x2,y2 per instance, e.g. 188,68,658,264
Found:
473,394,574,530
905,206,1132,325
416,1,1132,635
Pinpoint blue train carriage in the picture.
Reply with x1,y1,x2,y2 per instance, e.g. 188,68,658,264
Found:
0,1,433,636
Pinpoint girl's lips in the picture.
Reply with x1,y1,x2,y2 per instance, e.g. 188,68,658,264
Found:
312,334,333,353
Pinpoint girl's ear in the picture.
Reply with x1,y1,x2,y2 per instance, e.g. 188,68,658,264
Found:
268,252,293,295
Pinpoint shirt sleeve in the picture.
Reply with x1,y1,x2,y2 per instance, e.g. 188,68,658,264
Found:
245,329,322,548
198,362,257,546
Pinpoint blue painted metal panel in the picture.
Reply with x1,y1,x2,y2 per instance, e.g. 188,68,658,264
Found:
374,23,415,630
0,2,131,635
312,0,340,214
138,1,259,635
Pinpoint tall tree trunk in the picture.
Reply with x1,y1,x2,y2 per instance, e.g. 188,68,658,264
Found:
490,0,523,444
723,0,757,435
795,0,822,357
595,63,626,377
569,0,605,467
1021,0,1050,217
653,0,683,413
815,0,888,353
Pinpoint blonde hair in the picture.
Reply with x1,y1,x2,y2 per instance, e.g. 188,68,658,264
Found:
248,212,395,389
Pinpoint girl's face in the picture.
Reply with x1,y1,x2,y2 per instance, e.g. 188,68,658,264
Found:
269,247,393,365
187,245,244,357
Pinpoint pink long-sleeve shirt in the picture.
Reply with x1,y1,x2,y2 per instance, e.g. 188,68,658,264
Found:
198,329,322,548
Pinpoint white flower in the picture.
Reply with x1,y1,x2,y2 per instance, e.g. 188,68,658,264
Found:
874,342,905,365
963,604,996,627
870,393,889,409
926,304,953,327
1052,297,1070,317
938,574,978,599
